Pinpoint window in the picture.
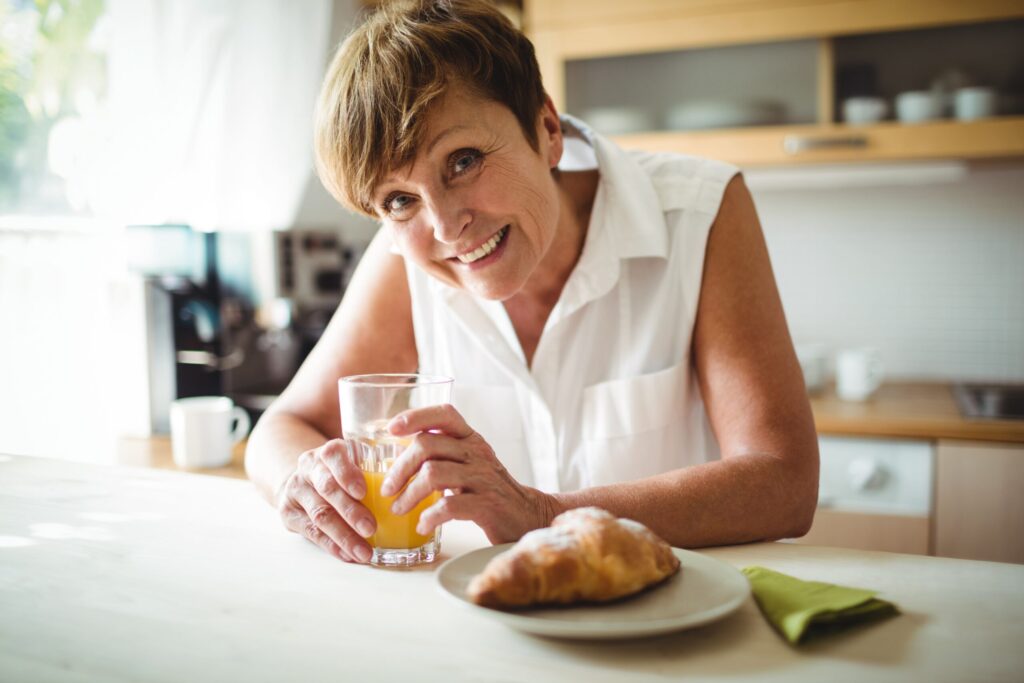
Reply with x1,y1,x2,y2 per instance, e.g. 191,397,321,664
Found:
1,0,108,215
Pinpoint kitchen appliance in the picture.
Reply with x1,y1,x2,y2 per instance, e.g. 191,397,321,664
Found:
131,224,366,431
129,224,236,434
225,227,365,420
793,436,935,555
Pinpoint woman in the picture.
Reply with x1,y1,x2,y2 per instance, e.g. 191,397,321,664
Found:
245,0,818,564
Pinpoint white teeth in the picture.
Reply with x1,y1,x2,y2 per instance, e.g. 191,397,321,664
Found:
457,227,507,264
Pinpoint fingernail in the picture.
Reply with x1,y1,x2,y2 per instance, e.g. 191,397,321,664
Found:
415,521,427,535
351,482,366,500
388,415,406,433
380,478,393,496
357,520,374,537
354,544,371,563
390,501,402,515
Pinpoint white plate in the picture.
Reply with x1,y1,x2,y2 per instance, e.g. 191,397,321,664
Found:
435,544,750,640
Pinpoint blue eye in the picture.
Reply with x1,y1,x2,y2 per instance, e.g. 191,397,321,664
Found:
384,193,413,215
451,149,481,175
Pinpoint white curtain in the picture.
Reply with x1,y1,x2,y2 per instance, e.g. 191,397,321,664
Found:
90,0,331,231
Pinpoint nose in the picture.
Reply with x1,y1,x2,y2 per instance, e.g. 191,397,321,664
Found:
427,197,472,245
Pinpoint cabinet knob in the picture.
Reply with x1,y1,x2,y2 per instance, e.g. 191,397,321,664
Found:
847,458,888,491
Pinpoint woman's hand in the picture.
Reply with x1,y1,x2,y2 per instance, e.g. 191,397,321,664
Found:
277,439,377,563
380,404,556,544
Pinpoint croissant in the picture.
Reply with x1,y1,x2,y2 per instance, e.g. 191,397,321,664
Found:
467,507,680,609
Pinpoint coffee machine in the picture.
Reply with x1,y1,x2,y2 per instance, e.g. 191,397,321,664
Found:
131,224,365,432
224,227,365,420
129,224,236,433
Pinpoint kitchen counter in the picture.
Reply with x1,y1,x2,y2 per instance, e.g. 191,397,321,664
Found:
2,454,1023,682
810,381,1024,444
116,435,248,479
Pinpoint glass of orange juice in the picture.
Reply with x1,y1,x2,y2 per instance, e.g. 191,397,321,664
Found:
338,374,453,567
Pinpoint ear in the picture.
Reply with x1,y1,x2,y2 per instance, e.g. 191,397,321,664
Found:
537,94,563,169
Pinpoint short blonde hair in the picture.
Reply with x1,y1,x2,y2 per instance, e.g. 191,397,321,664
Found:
314,0,546,217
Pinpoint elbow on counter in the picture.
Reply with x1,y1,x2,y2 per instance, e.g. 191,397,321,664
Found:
779,446,820,540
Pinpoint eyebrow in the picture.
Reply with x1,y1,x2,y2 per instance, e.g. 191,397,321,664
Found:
425,125,471,155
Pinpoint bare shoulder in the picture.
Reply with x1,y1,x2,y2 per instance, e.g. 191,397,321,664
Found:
268,229,418,438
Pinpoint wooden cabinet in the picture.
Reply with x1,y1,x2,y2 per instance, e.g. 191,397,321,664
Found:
934,440,1024,564
525,0,1024,165
798,509,930,555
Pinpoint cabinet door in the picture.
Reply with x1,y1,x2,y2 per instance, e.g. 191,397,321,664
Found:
935,440,1024,564
795,509,930,555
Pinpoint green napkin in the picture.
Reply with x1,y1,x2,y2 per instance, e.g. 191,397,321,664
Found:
742,566,899,645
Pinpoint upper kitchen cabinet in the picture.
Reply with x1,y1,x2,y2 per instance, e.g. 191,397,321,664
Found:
525,0,1024,165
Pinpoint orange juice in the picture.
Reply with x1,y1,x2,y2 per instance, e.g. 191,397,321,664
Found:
362,468,441,549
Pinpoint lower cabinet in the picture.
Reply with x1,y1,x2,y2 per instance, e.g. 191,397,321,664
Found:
789,436,934,555
799,509,930,555
792,436,1024,564
934,440,1024,564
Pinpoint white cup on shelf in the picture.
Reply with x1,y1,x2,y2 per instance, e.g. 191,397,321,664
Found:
169,396,251,469
836,348,884,402
895,91,941,124
842,96,888,125
954,87,997,121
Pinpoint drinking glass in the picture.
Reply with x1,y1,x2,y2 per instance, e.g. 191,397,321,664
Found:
338,373,453,566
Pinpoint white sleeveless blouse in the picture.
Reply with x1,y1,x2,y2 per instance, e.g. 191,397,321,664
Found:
404,116,739,493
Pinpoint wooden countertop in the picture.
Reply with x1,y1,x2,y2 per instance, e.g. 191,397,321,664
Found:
116,435,249,479
810,382,1024,444
2,454,1023,682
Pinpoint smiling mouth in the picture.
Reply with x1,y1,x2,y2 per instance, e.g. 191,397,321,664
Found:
455,226,509,264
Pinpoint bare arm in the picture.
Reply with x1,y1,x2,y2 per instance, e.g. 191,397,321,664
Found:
244,229,417,560
548,175,819,546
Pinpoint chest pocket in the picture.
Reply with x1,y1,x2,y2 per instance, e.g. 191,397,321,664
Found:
581,361,689,486
451,384,533,487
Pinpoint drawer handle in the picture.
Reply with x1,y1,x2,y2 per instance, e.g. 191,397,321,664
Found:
783,135,868,155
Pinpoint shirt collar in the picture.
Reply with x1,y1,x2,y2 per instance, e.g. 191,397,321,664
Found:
560,114,668,262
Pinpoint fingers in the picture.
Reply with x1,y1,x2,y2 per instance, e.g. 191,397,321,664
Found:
279,498,345,559
388,403,474,440
287,479,373,563
318,439,366,500
390,459,461,515
416,493,478,536
309,454,376,539
380,432,469,497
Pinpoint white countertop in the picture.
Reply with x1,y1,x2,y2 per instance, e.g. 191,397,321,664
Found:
1,453,1022,682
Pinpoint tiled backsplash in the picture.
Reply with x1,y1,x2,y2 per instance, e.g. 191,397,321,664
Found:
753,163,1024,383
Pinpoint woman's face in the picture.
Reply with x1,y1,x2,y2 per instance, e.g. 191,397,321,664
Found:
372,89,563,301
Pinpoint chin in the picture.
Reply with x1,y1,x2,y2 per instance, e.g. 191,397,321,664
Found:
461,273,525,302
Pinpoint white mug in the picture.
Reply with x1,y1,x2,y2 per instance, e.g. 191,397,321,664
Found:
895,91,941,124
170,396,251,468
954,87,997,121
836,349,884,402
842,96,888,125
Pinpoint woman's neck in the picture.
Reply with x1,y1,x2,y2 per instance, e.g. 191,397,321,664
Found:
512,169,599,308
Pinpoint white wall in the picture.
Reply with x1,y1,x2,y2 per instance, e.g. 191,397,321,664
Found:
752,163,1024,382
291,0,380,244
